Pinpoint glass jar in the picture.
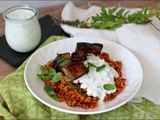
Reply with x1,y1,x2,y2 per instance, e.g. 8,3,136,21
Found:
3,5,41,53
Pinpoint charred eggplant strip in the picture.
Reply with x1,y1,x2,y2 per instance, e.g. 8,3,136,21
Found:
76,42,103,55
71,49,87,62
62,61,88,79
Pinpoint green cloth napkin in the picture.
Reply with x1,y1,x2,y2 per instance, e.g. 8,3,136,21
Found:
0,36,160,120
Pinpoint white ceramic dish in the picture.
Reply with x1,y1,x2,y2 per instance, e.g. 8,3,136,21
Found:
24,37,143,115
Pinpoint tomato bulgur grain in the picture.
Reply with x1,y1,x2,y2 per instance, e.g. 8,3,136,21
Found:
54,74,99,109
45,61,53,69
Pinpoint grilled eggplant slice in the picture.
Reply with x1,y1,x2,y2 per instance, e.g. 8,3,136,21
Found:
62,61,88,79
52,53,71,72
71,49,87,62
76,42,103,55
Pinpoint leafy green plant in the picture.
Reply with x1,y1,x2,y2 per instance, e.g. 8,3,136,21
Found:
37,65,62,101
37,65,62,82
89,6,129,29
55,4,160,30
81,4,160,29
127,5,152,24
87,5,160,29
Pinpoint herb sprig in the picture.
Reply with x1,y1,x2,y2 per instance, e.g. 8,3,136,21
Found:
81,4,160,29
37,65,62,101
44,84,59,101
86,62,106,72
37,65,62,82
103,84,116,91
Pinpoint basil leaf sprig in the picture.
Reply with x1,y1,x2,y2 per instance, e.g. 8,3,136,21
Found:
37,65,61,101
103,84,116,91
37,65,62,82
82,4,160,29
44,84,59,101
58,56,70,67
86,62,106,72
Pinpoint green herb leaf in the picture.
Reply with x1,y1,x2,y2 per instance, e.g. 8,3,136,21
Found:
108,7,117,15
87,62,97,68
46,91,55,96
37,73,45,81
44,75,52,80
116,8,125,17
58,57,70,67
44,84,59,101
48,68,56,76
50,95,60,102
79,4,160,29
51,72,62,83
37,65,49,81
103,84,116,91
101,5,107,15
37,73,52,81
127,6,152,24
44,85,55,96
39,65,48,74
96,65,106,72
60,59,70,67
68,83,78,90
44,84,54,91
78,89,82,94
87,62,106,72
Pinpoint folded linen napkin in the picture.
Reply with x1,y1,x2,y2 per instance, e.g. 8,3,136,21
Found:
0,36,160,119
61,2,160,105
0,15,69,67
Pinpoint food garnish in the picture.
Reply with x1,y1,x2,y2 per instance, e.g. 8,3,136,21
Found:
57,4,160,30
103,84,116,91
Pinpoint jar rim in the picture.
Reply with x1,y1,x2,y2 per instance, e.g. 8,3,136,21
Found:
3,5,38,21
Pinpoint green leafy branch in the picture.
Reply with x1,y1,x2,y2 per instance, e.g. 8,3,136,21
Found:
81,4,160,29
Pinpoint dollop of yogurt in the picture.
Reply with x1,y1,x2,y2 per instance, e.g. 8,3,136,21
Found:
73,54,119,100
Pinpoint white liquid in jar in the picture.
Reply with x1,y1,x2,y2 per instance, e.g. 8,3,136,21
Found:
7,9,34,20
4,8,41,53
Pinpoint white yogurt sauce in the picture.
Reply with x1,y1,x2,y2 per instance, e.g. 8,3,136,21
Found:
4,9,41,52
74,54,119,101
7,9,34,20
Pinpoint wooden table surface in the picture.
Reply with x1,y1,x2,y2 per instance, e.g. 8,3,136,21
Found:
0,1,159,119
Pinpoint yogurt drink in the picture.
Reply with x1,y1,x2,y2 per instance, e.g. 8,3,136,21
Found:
3,5,41,53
